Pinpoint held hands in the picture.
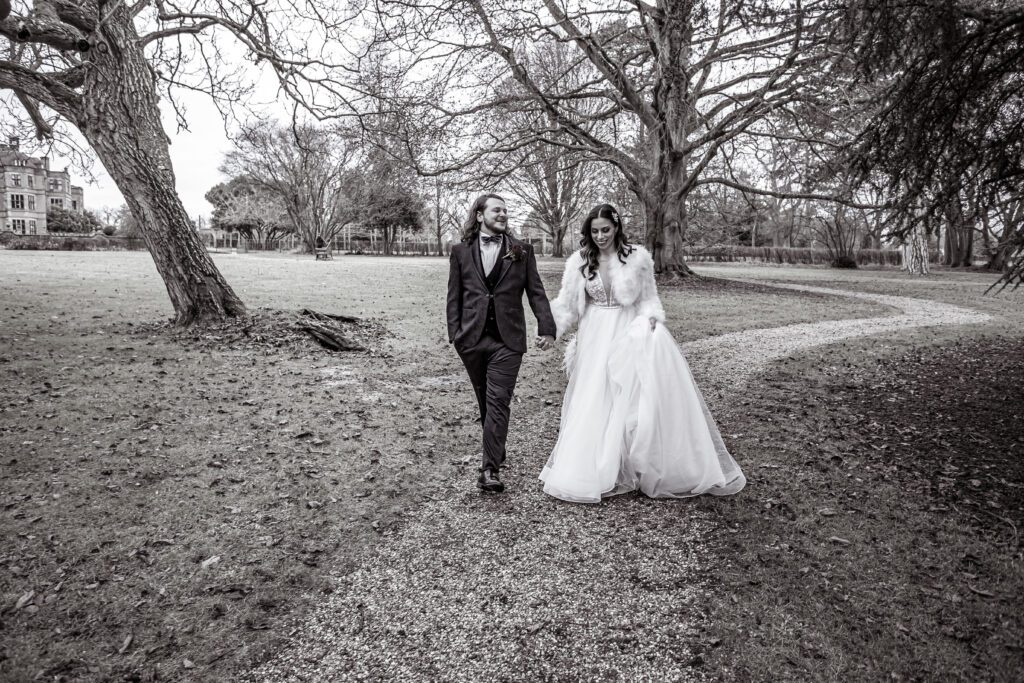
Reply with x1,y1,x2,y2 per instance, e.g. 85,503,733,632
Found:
535,335,555,351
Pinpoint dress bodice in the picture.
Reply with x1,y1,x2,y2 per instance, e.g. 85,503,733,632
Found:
585,272,621,308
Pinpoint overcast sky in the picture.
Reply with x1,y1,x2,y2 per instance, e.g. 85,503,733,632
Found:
51,89,236,221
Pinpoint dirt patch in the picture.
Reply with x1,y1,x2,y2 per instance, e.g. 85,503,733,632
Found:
0,322,466,682
700,334,1024,680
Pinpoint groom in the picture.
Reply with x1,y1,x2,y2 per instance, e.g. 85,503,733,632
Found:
447,193,556,492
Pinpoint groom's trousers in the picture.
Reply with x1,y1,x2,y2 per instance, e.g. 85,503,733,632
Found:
456,333,523,473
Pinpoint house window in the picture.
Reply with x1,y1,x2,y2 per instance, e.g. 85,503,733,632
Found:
72,200,78,210
48,178,61,191
10,194,24,210
28,219,37,235
27,195,35,211
12,219,26,234
11,174,20,187
50,198,63,208
27,175,34,188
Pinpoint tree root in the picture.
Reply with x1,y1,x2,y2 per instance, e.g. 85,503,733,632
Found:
131,307,384,354
298,309,361,324
656,263,697,280
294,311,365,352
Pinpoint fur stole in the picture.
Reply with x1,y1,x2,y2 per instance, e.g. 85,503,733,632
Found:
550,246,667,376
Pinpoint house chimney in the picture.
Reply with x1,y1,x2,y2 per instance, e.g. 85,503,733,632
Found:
43,156,50,171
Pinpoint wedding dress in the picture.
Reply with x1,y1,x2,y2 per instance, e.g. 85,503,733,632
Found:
540,267,746,503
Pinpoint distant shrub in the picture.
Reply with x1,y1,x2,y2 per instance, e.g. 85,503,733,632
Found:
831,256,859,269
0,234,147,251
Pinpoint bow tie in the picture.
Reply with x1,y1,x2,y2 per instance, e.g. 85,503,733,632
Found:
480,234,502,245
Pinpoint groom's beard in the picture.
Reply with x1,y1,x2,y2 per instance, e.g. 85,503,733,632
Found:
482,216,508,234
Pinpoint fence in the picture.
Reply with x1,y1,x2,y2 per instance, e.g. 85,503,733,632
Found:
680,245,941,267
1,229,940,268
200,231,568,257
202,233,459,256
205,235,927,266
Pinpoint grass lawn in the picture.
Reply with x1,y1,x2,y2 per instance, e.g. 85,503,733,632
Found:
1,251,1021,681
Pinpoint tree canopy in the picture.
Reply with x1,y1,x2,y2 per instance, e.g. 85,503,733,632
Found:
205,175,292,242
836,0,1024,285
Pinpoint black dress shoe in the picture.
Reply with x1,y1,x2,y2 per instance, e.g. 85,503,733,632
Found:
477,468,505,493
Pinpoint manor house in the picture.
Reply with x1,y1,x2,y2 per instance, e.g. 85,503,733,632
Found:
1,138,85,235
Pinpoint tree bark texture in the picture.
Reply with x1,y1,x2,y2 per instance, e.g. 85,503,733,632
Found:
640,2,695,276
435,181,444,256
902,224,930,275
985,200,1021,271
643,192,693,276
551,215,569,258
942,198,975,268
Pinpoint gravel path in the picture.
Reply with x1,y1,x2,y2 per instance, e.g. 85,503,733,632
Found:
243,284,991,682
684,283,992,390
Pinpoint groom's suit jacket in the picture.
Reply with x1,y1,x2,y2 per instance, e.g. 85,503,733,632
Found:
447,234,556,354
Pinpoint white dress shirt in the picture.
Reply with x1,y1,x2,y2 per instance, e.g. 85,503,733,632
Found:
479,233,503,276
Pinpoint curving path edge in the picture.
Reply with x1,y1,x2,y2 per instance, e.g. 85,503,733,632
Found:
683,283,991,389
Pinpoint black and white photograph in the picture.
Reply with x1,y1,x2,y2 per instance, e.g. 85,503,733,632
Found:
1,0,1022,680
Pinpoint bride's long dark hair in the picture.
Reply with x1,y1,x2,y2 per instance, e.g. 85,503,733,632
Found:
578,203,633,279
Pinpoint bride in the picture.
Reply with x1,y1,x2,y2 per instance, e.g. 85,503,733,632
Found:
541,204,746,503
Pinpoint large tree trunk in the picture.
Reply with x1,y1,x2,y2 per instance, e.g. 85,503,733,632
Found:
435,181,444,256
552,216,568,258
942,222,956,266
643,188,694,276
637,127,693,275
642,2,695,278
942,198,975,267
985,220,1018,272
78,8,245,325
987,240,1015,271
902,223,930,275
300,229,318,255
986,203,1020,271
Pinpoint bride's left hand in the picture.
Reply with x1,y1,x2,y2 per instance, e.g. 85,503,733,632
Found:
649,317,657,331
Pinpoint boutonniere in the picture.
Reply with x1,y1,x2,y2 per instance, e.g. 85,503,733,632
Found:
503,243,526,263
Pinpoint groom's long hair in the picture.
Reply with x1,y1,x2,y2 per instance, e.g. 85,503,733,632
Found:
461,193,505,243
579,203,633,279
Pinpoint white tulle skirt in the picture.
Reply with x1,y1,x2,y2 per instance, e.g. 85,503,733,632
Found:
540,304,746,503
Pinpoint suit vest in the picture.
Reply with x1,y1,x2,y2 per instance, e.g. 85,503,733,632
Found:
483,248,503,340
